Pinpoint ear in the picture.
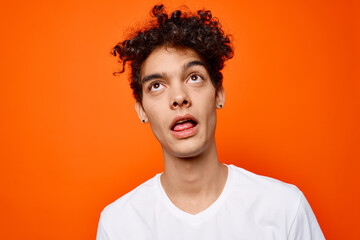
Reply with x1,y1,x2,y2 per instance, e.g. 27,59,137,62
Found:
135,101,148,123
215,85,225,109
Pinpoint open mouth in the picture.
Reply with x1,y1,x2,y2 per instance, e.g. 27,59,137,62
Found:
170,114,199,139
171,119,198,132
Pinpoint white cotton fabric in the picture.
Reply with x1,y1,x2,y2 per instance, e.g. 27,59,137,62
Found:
97,164,325,240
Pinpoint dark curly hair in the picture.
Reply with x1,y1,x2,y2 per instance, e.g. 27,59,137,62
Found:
113,4,233,102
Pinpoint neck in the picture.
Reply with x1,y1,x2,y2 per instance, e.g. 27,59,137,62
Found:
160,140,228,213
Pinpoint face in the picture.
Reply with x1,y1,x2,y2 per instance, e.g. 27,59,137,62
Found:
135,45,225,158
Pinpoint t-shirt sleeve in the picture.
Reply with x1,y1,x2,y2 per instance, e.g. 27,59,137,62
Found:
96,216,110,240
287,192,325,240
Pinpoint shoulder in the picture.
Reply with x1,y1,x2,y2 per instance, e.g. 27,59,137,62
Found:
227,164,303,212
225,165,325,238
229,164,301,195
99,174,160,225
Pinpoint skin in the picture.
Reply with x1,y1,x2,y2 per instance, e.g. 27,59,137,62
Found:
135,45,228,214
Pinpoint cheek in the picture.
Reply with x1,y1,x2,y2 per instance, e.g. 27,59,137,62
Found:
144,100,165,121
143,100,168,135
201,90,217,112
197,89,217,127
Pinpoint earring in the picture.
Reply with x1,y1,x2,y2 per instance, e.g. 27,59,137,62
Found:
219,104,223,108
142,120,145,123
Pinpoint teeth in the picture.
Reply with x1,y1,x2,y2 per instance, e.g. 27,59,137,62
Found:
171,119,197,130
176,120,188,124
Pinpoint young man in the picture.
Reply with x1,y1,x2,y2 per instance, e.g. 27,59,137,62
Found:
97,5,325,240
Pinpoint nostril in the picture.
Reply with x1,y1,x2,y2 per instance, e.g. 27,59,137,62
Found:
183,100,188,105
173,102,178,107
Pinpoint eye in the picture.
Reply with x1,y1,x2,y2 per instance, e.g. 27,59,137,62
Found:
149,81,165,92
187,73,203,83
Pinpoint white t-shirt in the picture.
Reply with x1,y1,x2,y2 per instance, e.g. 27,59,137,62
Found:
97,164,325,240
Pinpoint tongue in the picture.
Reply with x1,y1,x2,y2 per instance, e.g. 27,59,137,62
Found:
173,121,195,131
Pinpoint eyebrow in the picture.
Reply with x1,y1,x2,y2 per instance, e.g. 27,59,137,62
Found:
141,60,207,83
185,60,206,69
142,73,163,84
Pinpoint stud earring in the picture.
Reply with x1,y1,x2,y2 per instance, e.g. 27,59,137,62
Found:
219,104,223,108
142,120,145,123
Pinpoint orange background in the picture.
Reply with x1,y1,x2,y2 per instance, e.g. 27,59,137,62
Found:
1,0,359,239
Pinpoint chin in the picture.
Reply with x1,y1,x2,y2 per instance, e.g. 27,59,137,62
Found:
166,140,209,159
173,150,202,159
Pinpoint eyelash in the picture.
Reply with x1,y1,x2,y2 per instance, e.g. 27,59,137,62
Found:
147,73,205,91
148,81,162,91
187,73,204,82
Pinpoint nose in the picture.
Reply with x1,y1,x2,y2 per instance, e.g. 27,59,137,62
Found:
170,86,191,110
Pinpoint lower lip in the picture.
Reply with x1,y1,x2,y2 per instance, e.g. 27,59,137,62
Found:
171,124,199,139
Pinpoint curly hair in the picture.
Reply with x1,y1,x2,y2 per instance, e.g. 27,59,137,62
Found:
113,4,233,102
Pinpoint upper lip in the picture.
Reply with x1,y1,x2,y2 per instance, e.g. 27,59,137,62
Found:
170,114,198,130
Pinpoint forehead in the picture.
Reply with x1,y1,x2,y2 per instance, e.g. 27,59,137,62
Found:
140,46,203,77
